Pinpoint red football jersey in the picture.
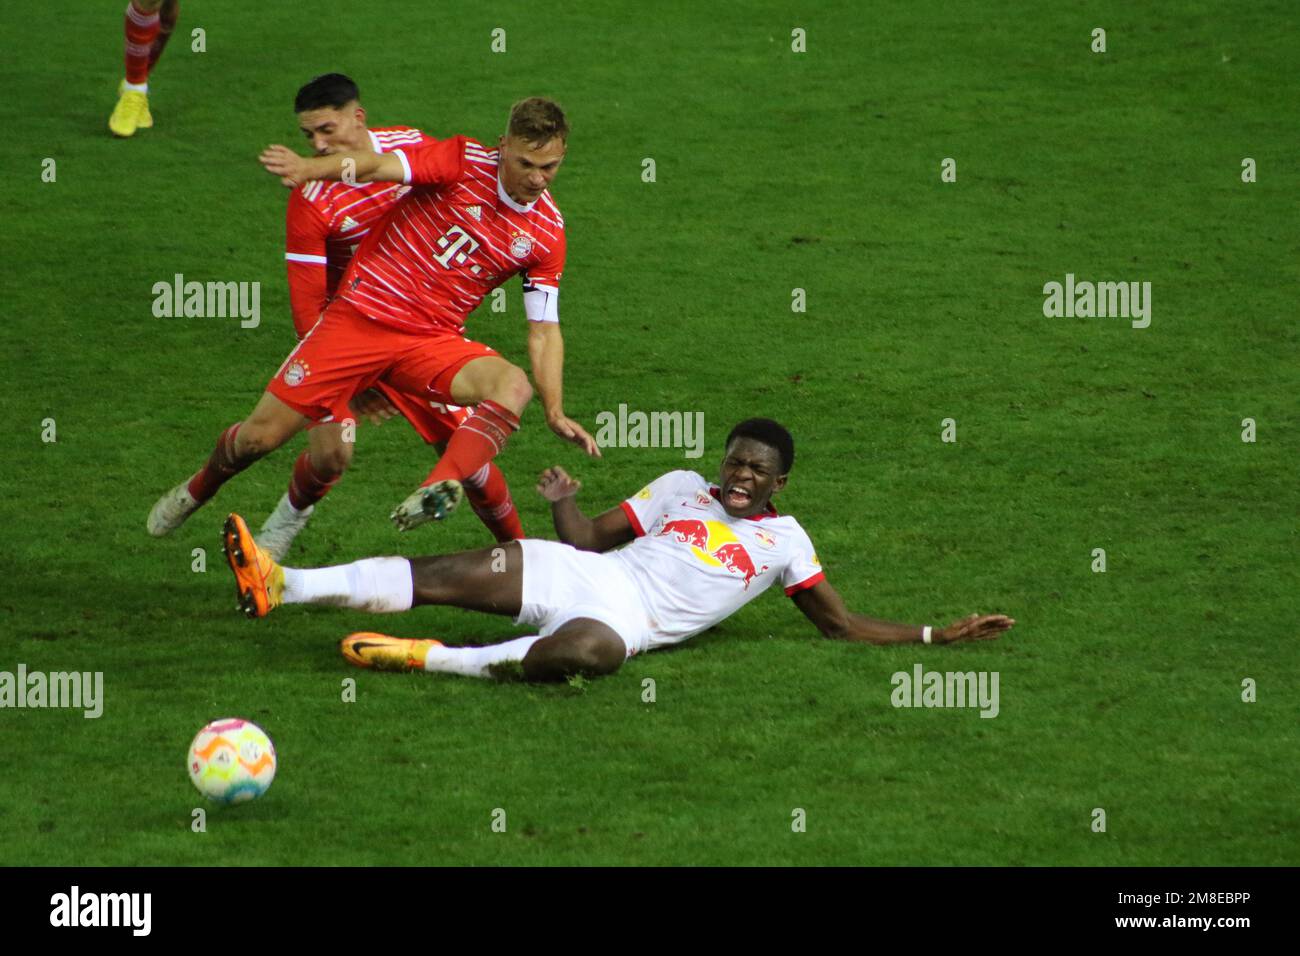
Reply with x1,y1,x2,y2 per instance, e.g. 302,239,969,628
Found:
339,135,566,335
283,126,435,336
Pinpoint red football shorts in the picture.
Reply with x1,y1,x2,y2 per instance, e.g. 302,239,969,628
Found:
375,383,470,445
267,298,496,426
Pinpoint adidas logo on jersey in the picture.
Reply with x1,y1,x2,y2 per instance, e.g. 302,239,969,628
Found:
465,205,482,222
340,216,361,232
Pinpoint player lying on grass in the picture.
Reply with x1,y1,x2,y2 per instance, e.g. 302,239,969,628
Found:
257,73,523,559
148,96,597,544
222,418,1015,682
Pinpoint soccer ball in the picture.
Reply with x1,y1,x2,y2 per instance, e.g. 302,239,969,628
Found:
187,718,277,805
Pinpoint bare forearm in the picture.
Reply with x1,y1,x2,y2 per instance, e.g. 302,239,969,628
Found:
261,144,408,188
835,614,929,645
797,582,1014,647
528,326,565,421
300,150,393,183
550,496,597,550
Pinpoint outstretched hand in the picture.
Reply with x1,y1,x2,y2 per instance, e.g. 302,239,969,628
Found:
536,466,581,502
259,144,308,187
939,613,1016,644
547,415,602,457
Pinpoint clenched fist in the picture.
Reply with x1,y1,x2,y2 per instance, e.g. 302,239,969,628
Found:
536,466,582,502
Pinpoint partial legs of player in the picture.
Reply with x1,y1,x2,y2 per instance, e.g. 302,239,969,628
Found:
153,296,561,542
109,0,178,137
254,422,350,561
221,513,624,682
339,620,625,681
459,459,525,543
389,356,532,531
346,385,527,544
150,0,180,67
147,391,310,536
255,389,525,560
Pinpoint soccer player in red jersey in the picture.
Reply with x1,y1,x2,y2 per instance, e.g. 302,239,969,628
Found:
148,97,597,539
255,74,524,559
109,0,180,137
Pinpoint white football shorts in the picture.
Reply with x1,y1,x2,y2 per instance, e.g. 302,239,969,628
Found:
515,539,654,657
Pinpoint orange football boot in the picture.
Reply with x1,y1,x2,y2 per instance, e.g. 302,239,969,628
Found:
222,513,284,618
340,633,443,671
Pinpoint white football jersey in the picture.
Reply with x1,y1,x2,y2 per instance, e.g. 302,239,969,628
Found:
609,470,824,647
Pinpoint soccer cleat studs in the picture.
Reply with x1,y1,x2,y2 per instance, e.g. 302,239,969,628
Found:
222,513,284,618
390,479,464,532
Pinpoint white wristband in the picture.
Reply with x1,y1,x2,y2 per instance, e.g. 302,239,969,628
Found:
922,626,933,645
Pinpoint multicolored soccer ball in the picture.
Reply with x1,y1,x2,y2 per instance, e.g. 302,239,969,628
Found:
187,718,277,804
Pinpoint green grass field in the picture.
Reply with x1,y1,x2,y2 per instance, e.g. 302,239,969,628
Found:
2,0,1297,866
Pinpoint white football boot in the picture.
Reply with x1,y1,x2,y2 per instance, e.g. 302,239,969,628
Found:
390,479,463,532
254,492,315,562
147,480,202,536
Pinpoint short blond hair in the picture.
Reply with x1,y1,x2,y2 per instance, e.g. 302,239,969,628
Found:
507,97,569,147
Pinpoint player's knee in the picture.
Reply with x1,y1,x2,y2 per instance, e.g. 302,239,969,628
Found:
492,364,532,413
521,627,624,682
309,440,352,479
233,422,284,460
562,629,625,676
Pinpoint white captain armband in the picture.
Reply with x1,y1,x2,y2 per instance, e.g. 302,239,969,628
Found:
523,285,559,324
392,148,413,185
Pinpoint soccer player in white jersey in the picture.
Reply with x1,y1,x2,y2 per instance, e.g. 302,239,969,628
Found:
221,419,1016,681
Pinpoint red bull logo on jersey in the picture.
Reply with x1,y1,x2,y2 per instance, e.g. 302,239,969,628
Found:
657,519,770,590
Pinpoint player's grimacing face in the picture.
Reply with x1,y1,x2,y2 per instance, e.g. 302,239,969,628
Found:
719,439,788,518
297,103,368,156
497,134,566,204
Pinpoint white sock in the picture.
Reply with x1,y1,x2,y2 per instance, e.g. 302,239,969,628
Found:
123,80,148,94
424,635,542,679
282,557,413,612
276,494,313,518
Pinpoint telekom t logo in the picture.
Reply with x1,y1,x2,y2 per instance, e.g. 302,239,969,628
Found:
432,225,480,268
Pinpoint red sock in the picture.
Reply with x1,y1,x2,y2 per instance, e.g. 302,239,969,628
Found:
287,451,339,510
124,1,160,85
462,462,525,542
186,424,244,503
423,400,519,488
148,0,178,69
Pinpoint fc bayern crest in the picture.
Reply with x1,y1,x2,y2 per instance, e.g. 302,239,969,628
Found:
283,361,308,387
509,234,534,259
